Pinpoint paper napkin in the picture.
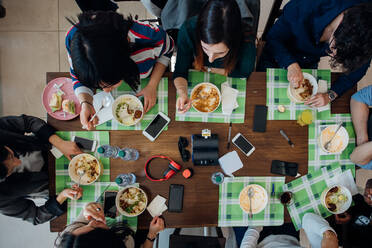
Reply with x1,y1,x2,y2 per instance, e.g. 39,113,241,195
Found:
147,195,168,217
218,151,244,176
93,92,114,125
221,82,239,115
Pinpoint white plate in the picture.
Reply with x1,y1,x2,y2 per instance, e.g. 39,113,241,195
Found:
116,186,148,217
112,94,144,126
318,125,349,154
68,153,101,185
239,184,268,215
190,82,221,113
321,185,352,214
288,72,318,103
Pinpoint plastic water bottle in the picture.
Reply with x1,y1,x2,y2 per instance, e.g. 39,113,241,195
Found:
211,172,224,185
115,173,136,187
97,145,119,158
118,148,139,161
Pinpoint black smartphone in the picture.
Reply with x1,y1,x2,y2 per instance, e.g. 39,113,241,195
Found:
253,105,268,132
168,184,184,213
72,136,97,152
103,191,117,218
271,160,299,177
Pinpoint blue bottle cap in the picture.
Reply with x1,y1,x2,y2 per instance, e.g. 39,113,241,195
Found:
215,175,222,183
97,147,104,153
118,150,126,157
115,177,123,184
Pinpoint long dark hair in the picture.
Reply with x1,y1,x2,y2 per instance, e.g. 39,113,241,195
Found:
67,11,140,91
194,0,242,75
0,145,9,180
55,221,134,248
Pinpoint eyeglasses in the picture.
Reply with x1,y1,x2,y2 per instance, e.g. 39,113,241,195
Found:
178,136,190,162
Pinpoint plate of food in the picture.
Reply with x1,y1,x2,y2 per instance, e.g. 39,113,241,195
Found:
287,72,318,103
42,77,81,120
68,153,101,185
321,185,352,214
112,95,143,126
239,184,268,215
318,124,349,154
190,82,221,113
116,186,148,217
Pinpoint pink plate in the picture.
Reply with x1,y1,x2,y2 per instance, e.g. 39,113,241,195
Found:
42,77,81,120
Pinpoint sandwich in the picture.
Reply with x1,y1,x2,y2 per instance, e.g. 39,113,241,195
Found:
62,99,75,115
49,93,62,112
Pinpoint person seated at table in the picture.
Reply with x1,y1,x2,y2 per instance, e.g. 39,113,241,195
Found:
0,115,83,225
328,179,372,247
236,213,338,248
66,10,174,129
54,202,164,248
174,0,256,113
350,85,372,169
257,0,372,108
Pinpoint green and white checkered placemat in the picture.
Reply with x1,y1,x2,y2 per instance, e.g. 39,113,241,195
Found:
175,70,247,123
218,176,285,227
55,131,110,194
282,163,351,230
308,113,355,174
96,78,168,130
65,182,137,231
266,68,331,120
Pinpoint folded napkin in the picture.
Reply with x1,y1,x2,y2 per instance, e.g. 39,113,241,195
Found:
218,151,243,176
221,82,239,115
328,169,358,196
93,92,114,125
147,195,168,217
317,80,330,112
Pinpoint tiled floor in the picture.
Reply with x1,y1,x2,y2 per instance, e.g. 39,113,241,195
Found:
0,1,371,248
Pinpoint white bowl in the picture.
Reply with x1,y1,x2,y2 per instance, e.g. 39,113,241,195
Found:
116,186,148,217
288,72,318,103
68,153,101,185
190,82,221,113
318,125,349,154
321,185,352,214
239,184,268,215
112,94,144,126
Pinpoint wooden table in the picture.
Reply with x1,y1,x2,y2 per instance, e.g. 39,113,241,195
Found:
48,72,354,232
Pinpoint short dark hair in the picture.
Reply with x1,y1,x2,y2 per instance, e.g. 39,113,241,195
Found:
0,145,9,180
194,0,243,75
331,2,372,73
67,11,140,91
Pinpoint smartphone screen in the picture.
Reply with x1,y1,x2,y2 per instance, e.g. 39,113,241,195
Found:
144,114,169,138
234,135,254,154
73,136,95,151
104,191,117,218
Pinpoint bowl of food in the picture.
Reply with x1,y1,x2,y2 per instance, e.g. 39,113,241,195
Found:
321,185,352,214
318,124,349,154
190,82,221,113
288,72,318,103
116,186,148,217
68,153,101,185
239,184,268,215
112,94,144,126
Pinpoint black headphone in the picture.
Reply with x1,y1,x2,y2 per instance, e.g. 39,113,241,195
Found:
144,155,182,182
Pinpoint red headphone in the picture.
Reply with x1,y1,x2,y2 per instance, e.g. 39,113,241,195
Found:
144,155,182,182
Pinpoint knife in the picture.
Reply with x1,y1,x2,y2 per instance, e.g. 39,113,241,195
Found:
280,129,294,148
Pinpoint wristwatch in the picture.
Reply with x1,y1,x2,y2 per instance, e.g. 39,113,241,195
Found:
146,236,156,242
327,90,337,102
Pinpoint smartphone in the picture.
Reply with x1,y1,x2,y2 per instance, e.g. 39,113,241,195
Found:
253,105,268,132
232,133,255,157
168,184,184,213
270,160,299,177
142,112,170,142
72,136,97,152
103,191,117,218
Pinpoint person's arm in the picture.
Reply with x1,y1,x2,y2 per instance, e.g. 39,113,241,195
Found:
143,216,165,248
302,213,338,248
350,97,370,146
49,134,82,160
0,187,82,225
331,61,370,97
240,227,262,248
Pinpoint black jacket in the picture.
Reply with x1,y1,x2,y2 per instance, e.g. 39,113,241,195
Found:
0,115,65,225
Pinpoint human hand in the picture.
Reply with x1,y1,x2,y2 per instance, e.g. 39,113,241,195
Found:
56,184,83,203
136,84,157,113
305,93,330,107
148,216,165,239
321,230,338,248
335,213,351,224
57,140,83,160
80,103,98,130
287,63,303,88
83,203,106,223
176,92,191,114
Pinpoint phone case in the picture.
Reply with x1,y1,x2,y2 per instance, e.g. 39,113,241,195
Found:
168,184,184,212
271,160,298,177
253,105,268,132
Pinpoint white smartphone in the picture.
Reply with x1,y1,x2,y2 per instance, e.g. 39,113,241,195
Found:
142,112,170,142
72,136,97,152
232,133,255,156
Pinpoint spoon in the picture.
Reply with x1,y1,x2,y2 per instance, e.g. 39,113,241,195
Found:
89,96,112,122
324,122,343,151
74,169,85,200
248,187,254,219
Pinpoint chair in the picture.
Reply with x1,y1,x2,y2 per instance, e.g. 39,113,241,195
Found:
169,227,226,248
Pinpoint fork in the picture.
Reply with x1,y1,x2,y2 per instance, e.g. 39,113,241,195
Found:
74,169,85,200
248,187,254,219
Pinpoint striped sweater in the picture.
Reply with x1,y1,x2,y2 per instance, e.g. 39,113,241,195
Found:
65,20,174,97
